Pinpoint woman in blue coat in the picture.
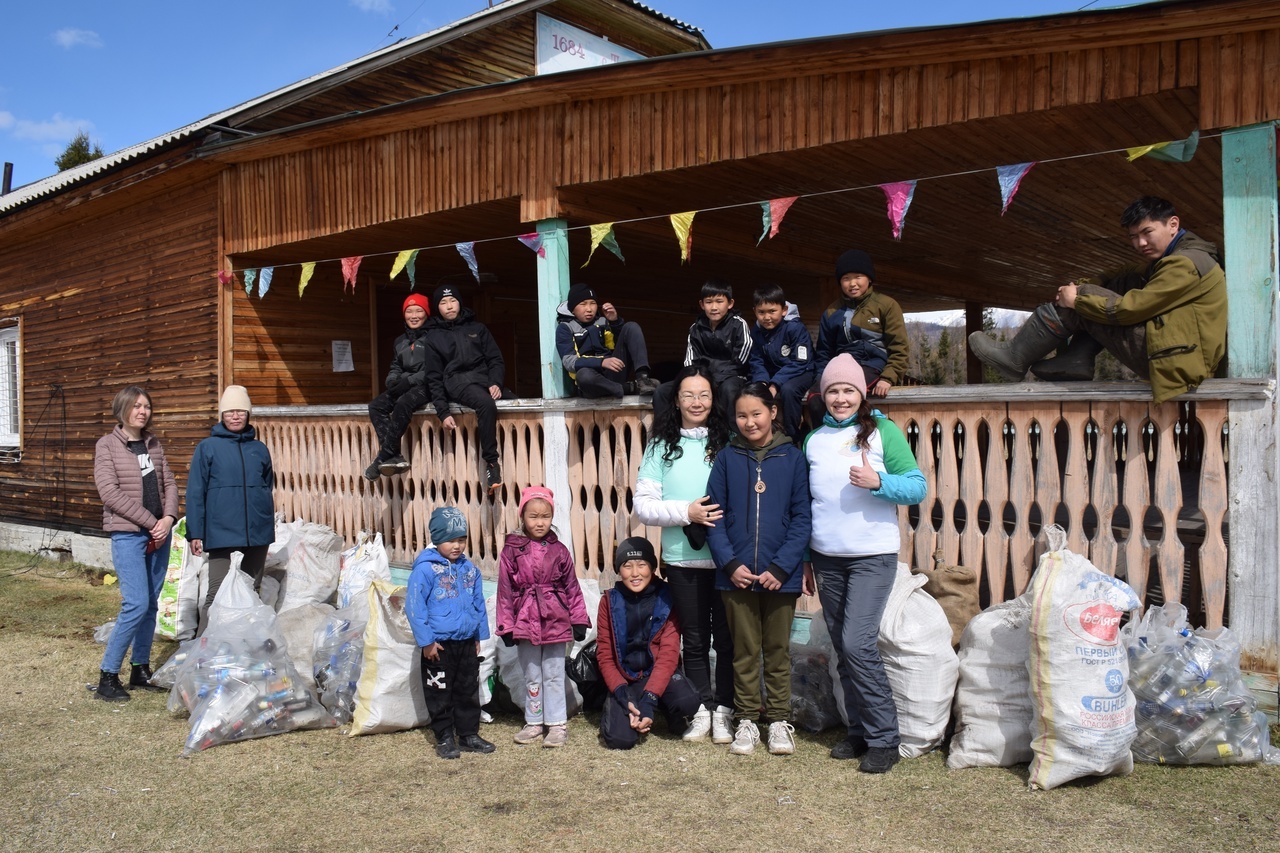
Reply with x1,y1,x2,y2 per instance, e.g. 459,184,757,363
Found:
186,385,275,630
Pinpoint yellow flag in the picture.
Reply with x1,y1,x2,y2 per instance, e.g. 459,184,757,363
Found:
584,222,624,267
298,262,316,298
1126,140,1171,162
670,211,696,262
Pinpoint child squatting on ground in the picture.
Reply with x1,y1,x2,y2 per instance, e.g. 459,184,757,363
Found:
406,507,497,759
496,486,591,747
597,537,703,750
706,382,813,756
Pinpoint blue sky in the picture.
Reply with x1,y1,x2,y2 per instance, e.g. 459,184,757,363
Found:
1,0,1145,188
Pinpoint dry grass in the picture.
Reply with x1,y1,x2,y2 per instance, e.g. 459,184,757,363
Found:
1,551,1279,852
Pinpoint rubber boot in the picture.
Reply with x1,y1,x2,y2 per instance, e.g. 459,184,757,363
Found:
1031,334,1104,381
967,306,1066,382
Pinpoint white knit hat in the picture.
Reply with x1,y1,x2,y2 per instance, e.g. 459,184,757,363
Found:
219,385,253,415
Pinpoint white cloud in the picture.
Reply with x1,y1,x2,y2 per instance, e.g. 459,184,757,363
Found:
11,113,95,143
0,111,14,131
52,28,103,49
350,0,394,13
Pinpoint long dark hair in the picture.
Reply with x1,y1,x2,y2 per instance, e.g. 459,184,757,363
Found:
734,381,783,436
650,362,729,465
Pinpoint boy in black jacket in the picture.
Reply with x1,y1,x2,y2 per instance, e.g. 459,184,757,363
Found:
423,285,510,494
662,280,765,425
554,283,659,398
366,293,432,481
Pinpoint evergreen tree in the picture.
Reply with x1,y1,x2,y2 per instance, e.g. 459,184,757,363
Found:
54,131,104,171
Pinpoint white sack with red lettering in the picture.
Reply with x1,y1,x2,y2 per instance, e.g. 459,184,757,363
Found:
1026,526,1142,790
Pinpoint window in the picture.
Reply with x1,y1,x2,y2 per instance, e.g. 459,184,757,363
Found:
0,323,20,456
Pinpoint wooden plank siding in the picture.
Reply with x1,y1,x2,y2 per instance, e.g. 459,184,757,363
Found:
0,176,222,532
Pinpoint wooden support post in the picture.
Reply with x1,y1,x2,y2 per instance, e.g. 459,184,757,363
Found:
965,301,985,384
1221,121,1279,719
536,218,570,399
542,410,574,561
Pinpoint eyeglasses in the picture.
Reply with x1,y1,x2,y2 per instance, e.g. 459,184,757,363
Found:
678,393,713,403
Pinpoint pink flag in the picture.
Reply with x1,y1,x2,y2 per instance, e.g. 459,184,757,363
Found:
517,233,546,258
996,162,1036,215
880,181,917,240
757,197,799,245
217,270,235,286
341,256,363,293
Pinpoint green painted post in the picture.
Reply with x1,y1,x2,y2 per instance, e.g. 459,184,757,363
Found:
1221,122,1279,376
536,218,571,398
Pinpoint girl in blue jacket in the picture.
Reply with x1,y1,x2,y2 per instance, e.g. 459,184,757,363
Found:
705,382,811,758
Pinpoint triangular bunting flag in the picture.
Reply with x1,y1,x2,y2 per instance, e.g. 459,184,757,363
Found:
243,269,257,296
298,262,316,298
518,233,546,258
217,270,235,287
390,249,419,287
258,267,274,299
670,211,696,262
996,162,1036,215
583,223,624,267
1145,128,1200,163
456,242,480,283
341,256,363,293
879,181,916,240
757,197,799,245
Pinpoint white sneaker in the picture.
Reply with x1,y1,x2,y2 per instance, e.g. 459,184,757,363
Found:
729,720,760,756
683,706,712,742
767,721,796,755
711,705,734,744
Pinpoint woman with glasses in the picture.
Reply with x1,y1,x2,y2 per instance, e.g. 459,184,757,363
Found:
633,361,735,744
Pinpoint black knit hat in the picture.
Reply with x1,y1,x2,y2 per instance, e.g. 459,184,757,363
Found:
614,536,657,570
566,283,597,313
835,249,875,282
432,284,461,314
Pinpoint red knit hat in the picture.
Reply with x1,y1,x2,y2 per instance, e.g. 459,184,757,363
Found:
403,293,430,316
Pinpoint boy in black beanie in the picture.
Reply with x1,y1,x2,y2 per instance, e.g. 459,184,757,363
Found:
554,283,659,398
813,250,908,396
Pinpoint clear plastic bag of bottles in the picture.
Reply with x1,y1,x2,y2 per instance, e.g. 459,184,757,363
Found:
312,606,366,725
1123,603,1276,766
790,615,841,733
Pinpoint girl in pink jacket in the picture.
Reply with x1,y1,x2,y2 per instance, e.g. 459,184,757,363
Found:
496,486,590,748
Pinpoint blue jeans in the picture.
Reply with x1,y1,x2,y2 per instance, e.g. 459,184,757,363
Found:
101,531,170,673
812,551,900,748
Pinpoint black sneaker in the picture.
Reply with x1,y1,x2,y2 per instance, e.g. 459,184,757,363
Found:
363,461,381,481
129,663,166,693
633,376,660,396
436,734,461,760
459,734,496,754
94,670,130,702
485,462,502,495
830,736,868,760
379,455,410,475
858,746,901,774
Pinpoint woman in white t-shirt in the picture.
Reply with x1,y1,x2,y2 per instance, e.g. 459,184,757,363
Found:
634,362,734,744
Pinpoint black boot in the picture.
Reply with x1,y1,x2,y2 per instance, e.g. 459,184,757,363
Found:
129,663,166,693
1031,334,1104,381
436,733,461,759
95,670,131,702
459,733,496,754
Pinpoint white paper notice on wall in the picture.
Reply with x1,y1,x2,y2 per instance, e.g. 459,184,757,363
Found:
332,341,354,373
535,13,644,75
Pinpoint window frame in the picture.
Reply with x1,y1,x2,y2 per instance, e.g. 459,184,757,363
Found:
0,320,22,456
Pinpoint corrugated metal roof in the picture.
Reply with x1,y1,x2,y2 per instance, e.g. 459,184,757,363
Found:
0,0,704,215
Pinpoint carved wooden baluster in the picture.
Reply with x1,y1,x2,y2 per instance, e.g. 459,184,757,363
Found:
1196,401,1228,629
956,412,985,571
935,414,961,567
1060,402,1091,556
1148,403,1186,605
1032,410,1063,569
1119,407,1153,602
976,410,1010,602
910,414,939,571
1088,402,1122,578
1006,403,1038,595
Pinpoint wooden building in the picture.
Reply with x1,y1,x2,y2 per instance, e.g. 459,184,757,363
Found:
1,0,1276,713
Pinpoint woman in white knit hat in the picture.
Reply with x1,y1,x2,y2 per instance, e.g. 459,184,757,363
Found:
186,385,275,631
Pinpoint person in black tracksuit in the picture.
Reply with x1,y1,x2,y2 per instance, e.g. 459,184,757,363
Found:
422,285,510,494
366,293,432,481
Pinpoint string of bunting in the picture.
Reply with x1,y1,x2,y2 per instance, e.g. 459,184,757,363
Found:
218,130,1202,297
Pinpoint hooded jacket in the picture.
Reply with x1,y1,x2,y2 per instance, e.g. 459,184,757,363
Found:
554,302,627,378
385,325,429,395
496,530,591,644
815,287,909,385
705,431,812,593
751,304,816,388
406,546,490,646
93,425,179,533
1072,229,1226,404
185,422,275,549
421,307,505,412
684,308,766,384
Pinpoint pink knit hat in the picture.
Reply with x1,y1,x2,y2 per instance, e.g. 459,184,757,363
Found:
519,485,554,515
820,354,868,398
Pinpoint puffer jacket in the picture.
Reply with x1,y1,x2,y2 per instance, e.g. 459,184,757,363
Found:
495,531,590,645
815,287,909,385
705,431,812,593
185,422,275,549
385,325,429,394
422,308,505,412
554,303,626,378
93,425,179,533
1073,229,1226,404
405,546,490,646
596,579,681,697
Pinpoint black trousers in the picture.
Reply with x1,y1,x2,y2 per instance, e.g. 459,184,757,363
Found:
368,386,430,462
446,383,502,465
664,564,735,709
574,323,652,398
600,671,701,750
420,639,482,740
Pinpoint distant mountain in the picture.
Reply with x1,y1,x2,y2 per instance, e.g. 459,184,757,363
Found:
905,308,1029,329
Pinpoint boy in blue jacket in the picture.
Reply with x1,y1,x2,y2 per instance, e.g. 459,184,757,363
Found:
554,283,659,398
406,507,496,759
750,284,815,441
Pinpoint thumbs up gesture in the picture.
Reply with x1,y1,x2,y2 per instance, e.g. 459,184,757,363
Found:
849,448,882,491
